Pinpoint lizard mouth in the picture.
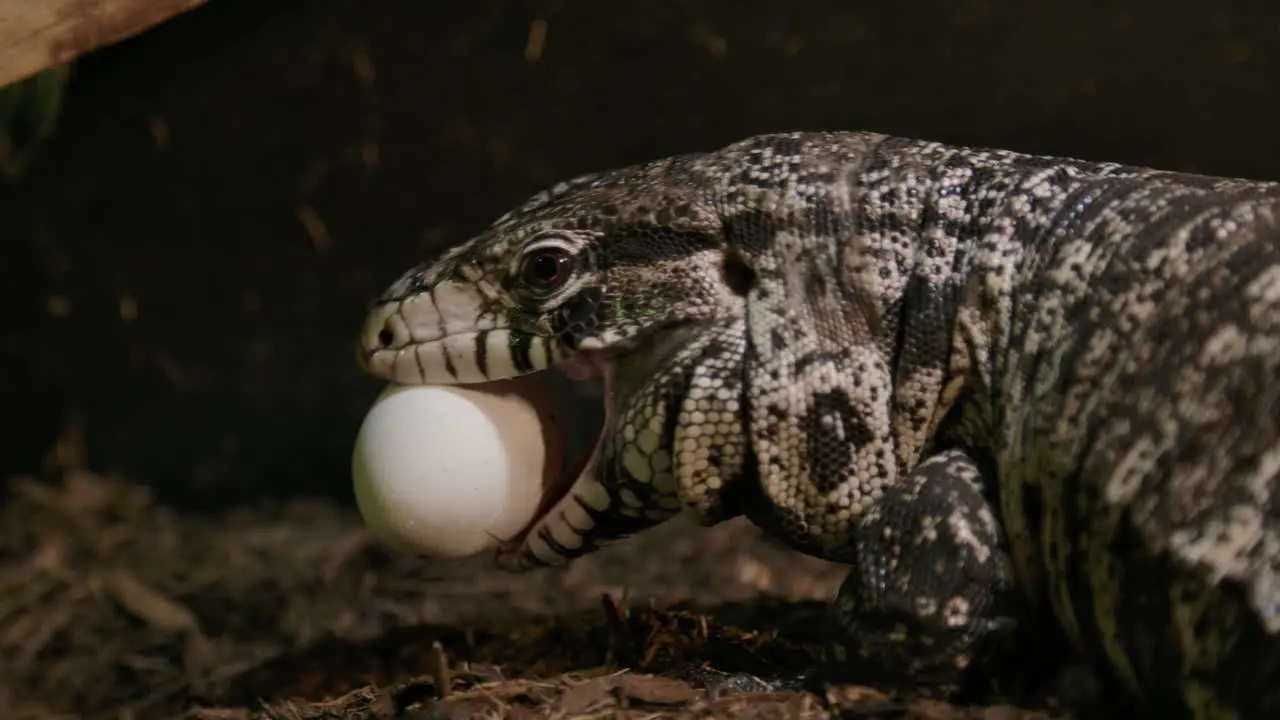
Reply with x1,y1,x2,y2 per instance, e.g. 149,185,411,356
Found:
355,286,668,569
492,350,614,571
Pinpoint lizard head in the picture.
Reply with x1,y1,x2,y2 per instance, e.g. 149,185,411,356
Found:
357,154,753,570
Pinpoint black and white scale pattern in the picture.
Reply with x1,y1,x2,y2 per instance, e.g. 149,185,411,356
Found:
360,131,1280,719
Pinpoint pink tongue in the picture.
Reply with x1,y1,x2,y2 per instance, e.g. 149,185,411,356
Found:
557,354,601,381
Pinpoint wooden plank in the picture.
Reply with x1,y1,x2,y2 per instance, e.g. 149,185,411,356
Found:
0,0,209,88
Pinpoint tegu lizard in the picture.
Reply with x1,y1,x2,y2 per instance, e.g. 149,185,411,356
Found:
357,131,1280,719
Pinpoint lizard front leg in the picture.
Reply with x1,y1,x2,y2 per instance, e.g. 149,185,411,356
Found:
824,448,1018,696
709,136,1019,696
732,251,1019,694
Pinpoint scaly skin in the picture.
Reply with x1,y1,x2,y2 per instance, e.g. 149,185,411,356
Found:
357,131,1280,718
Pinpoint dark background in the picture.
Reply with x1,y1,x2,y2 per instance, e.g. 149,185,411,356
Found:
2,0,1277,512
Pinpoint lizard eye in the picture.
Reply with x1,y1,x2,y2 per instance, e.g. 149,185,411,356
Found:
520,247,575,292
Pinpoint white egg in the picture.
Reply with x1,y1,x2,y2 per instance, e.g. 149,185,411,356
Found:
351,380,562,558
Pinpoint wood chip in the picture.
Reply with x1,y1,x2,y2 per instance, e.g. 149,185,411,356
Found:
906,698,967,720
430,640,452,699
556,676,618,714
825,683,897,712
613,673,697,705
102,569,200,634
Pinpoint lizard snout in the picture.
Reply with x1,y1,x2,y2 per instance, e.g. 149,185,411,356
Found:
361,302,408,353
357,302,414,381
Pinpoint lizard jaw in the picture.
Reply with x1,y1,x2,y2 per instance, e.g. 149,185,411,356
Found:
493,353,619,571
494,334,708,571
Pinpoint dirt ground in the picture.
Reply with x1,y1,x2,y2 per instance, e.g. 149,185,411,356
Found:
0,425,1081,720
2,4,1277,719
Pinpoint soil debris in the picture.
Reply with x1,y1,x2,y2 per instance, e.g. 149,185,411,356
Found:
0,436,1070,719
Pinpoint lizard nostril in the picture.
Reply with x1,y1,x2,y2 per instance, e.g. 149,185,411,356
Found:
377,327,396,348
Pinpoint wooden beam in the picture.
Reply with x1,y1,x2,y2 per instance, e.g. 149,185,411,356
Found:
0,0,209,88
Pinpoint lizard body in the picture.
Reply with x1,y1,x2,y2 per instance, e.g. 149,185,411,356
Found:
357,131,1280,718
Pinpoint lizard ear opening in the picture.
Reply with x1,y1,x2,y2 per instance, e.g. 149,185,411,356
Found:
722,250,757,296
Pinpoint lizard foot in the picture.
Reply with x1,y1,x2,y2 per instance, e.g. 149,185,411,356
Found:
822,449,1019,699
